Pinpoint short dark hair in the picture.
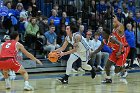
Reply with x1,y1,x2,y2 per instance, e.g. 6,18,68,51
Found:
49,25,55,28
69,25,78,33
10,31,19,40
94,32,100,36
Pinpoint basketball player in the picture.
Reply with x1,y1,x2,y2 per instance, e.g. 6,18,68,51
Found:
55,25,96,84
91,17,130,83
0,31,43,90
112,16,130,78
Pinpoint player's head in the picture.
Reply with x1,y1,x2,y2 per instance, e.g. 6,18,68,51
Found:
66,25,78,36
10,31,19,41
49,25,55,33
112,15,120,28
101,28,110,39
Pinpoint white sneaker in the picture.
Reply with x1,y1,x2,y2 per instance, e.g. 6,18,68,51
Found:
82,62,92,70
6,82,11,89
71,68,78,73
78,67,85,72
121,71,128,78
24,85,34,91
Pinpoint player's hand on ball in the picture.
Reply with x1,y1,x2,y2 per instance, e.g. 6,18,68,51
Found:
59,52,65,57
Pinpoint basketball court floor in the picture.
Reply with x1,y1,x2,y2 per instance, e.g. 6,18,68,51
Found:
0,71,140,93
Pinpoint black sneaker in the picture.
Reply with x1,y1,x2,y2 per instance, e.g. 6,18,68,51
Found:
57,78,68,84
102,78,112,83
90,67,96,79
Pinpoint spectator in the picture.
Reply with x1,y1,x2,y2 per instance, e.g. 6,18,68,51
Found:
79,25,85,37
77,17,82,27
26,6,33,17
25,17,39,48
124,12,135,30
38,17,49,35
48,9,60,27
49,19,55,26
3,1,18,34
111,0,119,13
125,23,136,68
122,8,129,18
91,32,104,71
96,0,107,14
43,25,60,52
18,11,28,41
53,4,62,17
60,12,70,26
90,0,96,14
28,0,39,17
15,3,25,20
121,2,128,12
133,11,140,23
128,0,136,14
115,8,125,23
83,31,94,51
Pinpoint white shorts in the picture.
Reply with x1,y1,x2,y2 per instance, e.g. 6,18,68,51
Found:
73,50,90,62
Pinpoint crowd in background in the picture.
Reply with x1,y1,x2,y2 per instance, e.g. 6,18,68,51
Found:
0,0,140,71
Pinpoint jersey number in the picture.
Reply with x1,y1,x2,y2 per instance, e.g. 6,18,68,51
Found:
5,43,11,48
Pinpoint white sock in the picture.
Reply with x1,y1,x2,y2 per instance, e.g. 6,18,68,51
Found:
5,78,10,84
25,81,29,86
106,76,111,79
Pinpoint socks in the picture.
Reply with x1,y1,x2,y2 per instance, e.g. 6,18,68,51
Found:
5,78,10,84
25,81,29,86
106,76,111,79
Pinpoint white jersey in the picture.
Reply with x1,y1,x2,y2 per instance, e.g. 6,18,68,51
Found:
66,32,91,53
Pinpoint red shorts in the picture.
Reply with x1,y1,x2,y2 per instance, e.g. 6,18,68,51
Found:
109,46,130,66
0,58,22,72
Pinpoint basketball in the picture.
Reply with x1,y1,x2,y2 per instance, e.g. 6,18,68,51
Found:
48,51,60,63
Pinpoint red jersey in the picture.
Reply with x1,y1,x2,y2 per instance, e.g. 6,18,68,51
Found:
0,40,18,58
103,36,124,53
112,28,128,47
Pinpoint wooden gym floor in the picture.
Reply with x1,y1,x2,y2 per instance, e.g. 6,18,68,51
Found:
0,71,140,93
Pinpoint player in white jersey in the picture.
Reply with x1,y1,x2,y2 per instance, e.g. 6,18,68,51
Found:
55,25,96,84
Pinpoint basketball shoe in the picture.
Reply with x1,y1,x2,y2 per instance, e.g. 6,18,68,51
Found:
102,78,112,83
24,85,34,91
90,67,96,79
57,74,69,84
24,81,34,91
5,78,11,89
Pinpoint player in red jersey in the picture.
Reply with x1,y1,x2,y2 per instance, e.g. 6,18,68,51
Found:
0,31,42,90
112,16,130,77
91,24,130,83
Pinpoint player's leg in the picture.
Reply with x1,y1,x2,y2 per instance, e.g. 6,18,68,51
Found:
115,66,128,78
102,60,114,83
17,66,34,91
3,70,11,89
115,53,128,78
81,51,96,79
58,54,79,84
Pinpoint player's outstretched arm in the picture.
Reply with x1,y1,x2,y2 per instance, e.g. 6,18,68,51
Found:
110,36,123,56
17,42,43,65
90,42,104,57
55,38,69,52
